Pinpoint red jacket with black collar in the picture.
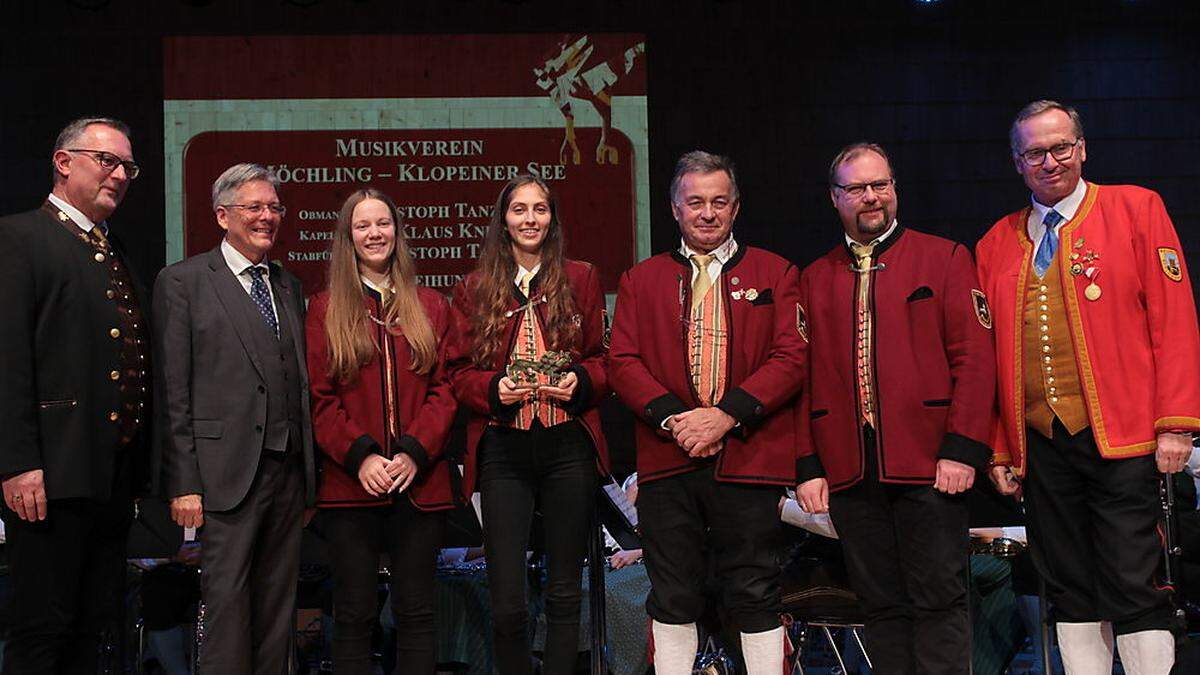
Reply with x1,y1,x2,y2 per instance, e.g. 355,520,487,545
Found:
306,285,459,510
795,227,996,491
608,244,807,485
447,258,610,497
976,183,1200,475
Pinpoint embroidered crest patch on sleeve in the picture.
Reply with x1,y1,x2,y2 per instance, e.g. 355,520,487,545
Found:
1158,247,1183,282
796,303,809,342
971,289,993,329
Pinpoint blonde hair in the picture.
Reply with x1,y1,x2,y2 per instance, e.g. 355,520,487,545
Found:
324,188,436,381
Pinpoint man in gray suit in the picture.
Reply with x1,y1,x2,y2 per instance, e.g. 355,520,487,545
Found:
153,163,315,674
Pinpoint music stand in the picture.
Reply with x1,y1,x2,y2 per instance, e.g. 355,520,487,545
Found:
587,476,640,675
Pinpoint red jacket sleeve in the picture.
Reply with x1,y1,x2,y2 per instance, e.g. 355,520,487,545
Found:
607,268,689,430
936,244,997,470
1132,191,1200,432
565,262,610,412
305,294,378,468
446,278,506,418
793,267,823,482
974,235,1014,467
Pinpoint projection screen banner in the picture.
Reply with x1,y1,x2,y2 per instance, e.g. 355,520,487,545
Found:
163,34,649,293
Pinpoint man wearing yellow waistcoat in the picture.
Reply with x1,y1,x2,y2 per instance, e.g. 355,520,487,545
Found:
976,100,1200,674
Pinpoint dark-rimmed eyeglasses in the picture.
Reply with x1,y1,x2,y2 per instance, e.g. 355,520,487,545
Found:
66,148,140,180
220,203,287,216
1017,138,1082,167
833,179,894,199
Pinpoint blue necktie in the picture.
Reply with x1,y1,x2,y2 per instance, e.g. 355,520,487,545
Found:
1034,210,1063,277
246,267,279,338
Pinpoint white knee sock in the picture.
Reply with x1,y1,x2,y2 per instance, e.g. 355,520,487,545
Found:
1056,621,1114,675
740,625,785,675
651,620,698,675
1115,629,1175,675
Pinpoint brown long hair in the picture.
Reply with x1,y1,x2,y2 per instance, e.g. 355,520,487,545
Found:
470,174,579,366
324,188,436,382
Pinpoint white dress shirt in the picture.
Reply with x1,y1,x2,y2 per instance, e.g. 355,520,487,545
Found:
47,192,103,236
1026,178,1087,244
220,238,278,316
844,219,899,249
679,235,738,284
513,262,542,292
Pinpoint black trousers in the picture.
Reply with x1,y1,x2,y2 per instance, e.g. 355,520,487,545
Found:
197,450,305,675
828,441,970,675
317,498,445,675
0,456,134,675
478,419,597,675
638,466,782,633
1024,420,1174,634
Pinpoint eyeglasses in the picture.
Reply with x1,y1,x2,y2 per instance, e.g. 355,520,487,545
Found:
833,179,894,199
66,148,140,180
1017,138,1082,167
221,203,287,216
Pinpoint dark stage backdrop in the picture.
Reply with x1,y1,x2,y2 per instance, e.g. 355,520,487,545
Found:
2,0,1198,476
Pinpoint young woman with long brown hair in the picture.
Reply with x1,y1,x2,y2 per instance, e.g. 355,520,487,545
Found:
448,175,610,674
306,188,457,674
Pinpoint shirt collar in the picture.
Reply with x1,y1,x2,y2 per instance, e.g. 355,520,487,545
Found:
513,262,542,286
844,219,899,249
361,274,392,297
679,235,738,264
47,193,103,234
1031,178,1087,226
220,238,269,277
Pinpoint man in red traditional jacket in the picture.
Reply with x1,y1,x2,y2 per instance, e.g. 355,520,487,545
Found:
608,150,807,675
795,142,996,674
976,100,1200,673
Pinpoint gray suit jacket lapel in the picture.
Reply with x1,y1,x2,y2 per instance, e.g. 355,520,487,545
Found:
269,266,306,384
205,246,266,381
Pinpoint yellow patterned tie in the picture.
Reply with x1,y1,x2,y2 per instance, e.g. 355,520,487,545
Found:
849,240,878,427
517,270,532,298
849,241,876,271
690,254,715,312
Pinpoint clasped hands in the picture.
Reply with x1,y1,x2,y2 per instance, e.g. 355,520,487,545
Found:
357,452,419,498
667,407,736,458
497,371,578,406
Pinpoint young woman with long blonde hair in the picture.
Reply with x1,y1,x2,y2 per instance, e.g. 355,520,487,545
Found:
306,188,457,674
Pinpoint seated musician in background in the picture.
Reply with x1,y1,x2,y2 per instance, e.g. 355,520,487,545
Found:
306,188,459,674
